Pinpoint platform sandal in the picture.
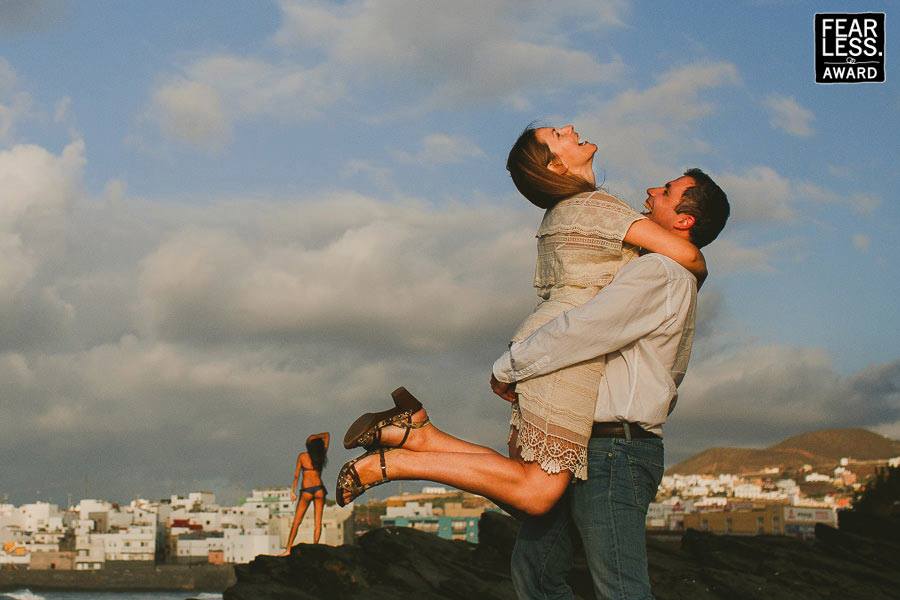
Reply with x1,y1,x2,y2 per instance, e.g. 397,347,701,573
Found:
336,447,395,507
342,387,430,450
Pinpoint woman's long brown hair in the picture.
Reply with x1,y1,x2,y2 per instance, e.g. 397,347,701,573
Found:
506,127,596,209
306,437,327,472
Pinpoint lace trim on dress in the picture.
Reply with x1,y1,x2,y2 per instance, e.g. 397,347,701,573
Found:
536,193,644,239
537,222,644,239
509,403,589,481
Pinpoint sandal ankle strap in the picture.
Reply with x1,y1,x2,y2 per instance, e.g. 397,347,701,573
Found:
379,448,388,481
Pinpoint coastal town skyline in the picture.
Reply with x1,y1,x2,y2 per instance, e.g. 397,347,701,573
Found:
1,2,898,505
4,439,895,570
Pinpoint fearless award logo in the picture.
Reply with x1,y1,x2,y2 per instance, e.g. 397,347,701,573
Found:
816,13,885,83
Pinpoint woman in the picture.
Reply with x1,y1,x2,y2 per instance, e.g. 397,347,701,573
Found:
336,124,705,515
280,431,329,555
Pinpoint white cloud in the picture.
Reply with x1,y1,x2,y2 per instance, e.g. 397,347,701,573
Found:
703,237,779,273
573,61,741,186
151,79,231,150
394,133,486,166
53,96,71,124
2,136,896,502
668,347,900,460
343,159,397,192
275,0,626,107
150,0,627,147
0,59,33,143
714,166,872,226
150,57,343,149
0,140,84,350
850,193,881,216
852,233,870,252
716,166,797,223
135,195,536,352
0,137,546,501
764,94,814,137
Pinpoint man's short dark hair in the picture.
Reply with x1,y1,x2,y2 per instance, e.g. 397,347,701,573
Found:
677,168,729,248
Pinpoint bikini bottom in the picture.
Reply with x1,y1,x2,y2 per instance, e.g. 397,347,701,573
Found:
300,484,327,496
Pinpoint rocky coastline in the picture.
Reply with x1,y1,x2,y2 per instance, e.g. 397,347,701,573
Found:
223,511,900,600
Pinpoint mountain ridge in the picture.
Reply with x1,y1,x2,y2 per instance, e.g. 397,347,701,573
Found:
667,428,899,475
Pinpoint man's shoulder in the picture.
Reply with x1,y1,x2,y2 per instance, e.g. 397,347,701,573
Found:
628,253,697,283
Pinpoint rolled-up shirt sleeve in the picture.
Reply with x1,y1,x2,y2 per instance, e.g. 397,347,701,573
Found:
493,256,674,384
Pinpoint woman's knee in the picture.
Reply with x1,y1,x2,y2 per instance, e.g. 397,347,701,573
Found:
523,494,559,517
521,470,570,516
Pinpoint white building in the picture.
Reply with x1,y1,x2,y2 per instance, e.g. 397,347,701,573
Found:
221,505,269,531
75,535,104,570
91,523,157,561
646,503,672,529
223,528,280,564
175,532,224,564
242,488,294,518
169,492,217,511
76,499,113,521
18,502,64,533
694,497,728,509
386,502,434,518
732,484,763,499
271,503,355,549
167,509,224,531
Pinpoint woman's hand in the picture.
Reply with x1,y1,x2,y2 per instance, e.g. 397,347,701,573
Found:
491,374,518,402
290,490,297,503
306,432,330,447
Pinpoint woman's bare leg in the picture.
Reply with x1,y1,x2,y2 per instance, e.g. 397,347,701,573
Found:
280,494,311,555
376,407,503,455
312,495,325,544
342,448,570,516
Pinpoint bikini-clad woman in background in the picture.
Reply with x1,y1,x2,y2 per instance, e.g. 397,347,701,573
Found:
280,432,329,555
336,124,706,515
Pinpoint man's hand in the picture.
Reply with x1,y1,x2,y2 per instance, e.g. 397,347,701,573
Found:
491,374,518,402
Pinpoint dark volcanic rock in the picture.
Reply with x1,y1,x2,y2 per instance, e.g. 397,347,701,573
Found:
224,519,517,600
224,514,900,600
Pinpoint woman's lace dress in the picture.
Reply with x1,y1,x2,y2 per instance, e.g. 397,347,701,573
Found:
509,191,643,480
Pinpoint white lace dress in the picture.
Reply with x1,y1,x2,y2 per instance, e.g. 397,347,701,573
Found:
509,191,644,480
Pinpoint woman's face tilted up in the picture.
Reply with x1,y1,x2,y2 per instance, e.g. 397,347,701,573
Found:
534,124,597,184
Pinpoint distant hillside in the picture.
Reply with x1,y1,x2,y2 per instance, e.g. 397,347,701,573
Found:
773,428,900,460
667,428,900,475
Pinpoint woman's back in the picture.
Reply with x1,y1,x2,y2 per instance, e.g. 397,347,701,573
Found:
513,190,640,339
299,452,323,487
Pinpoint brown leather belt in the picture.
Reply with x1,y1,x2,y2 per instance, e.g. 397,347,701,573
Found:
591,421,661,439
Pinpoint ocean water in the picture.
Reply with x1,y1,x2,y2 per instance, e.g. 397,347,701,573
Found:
0,591,222,600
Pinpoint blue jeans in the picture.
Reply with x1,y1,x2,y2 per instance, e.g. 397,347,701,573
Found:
511,437,664,600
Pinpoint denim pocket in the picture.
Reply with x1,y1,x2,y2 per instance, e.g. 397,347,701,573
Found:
622,441,664,508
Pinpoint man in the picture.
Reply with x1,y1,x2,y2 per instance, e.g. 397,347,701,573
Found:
491,169,729,600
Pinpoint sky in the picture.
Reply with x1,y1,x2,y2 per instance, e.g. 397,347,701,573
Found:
0,0,897,506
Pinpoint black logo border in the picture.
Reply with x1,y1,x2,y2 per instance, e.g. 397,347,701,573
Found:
814,12,887,85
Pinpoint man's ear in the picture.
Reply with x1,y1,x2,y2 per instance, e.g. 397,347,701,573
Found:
673,213,696,231
547,158,568,176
